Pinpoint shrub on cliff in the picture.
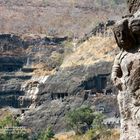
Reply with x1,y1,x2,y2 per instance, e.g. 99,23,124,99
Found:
65,106,115,140
0,115,19,128
0,114,29,140
66,106,105,134
37,127,55,140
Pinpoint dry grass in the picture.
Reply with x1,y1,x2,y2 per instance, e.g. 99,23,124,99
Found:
54,131,76,140
61,36,117,68
0,0,126,36
32,63,56,76
53,129,120,140
0,109,11,120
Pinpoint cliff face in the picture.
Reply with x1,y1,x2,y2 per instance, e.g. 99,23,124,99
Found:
21,62,119,133
2,1,140,138
0,31,120,134
20,34,120,133
0,34,66,109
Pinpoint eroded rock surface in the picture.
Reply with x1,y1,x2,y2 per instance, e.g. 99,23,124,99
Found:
21,63,119,133
112,4,140,140
127,0,140,14
113,48,140,140
0,29,120,135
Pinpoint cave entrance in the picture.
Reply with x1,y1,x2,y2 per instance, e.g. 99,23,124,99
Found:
0,95,20,108
51,93,68,100
97,75,107,91
84,78,96,90
0,91,30,108
83,74,109,93
0,64,21,72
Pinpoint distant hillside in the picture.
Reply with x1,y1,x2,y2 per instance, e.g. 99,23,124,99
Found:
0,0,126,37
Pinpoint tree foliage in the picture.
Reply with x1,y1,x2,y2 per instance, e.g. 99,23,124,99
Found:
0,114,29,140
0,115,19,128
66,106,106,134
65,106,113,140
37,127,55,140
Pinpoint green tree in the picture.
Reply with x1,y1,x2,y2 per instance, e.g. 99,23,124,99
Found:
37,127,54,140
66,106,95,134
92,111,105,130
66,106,108,137
0,114,29,140
85,111,109,140
0,115,19,128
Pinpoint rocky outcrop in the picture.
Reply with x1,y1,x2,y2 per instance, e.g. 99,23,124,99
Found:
20,75,49,109
0,69,34,108
0,34,26,72
78,20,115,43
0,32,120,135
0,34,66,109
21,61,119,134
22,93,118,134
44,62,113,94
127,0,140,14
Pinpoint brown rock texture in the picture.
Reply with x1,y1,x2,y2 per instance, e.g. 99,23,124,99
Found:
127,0,140,14
112,2,140,139
117,48,140,140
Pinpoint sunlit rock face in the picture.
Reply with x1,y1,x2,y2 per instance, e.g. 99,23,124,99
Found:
115,49,140,140
20,75,49,109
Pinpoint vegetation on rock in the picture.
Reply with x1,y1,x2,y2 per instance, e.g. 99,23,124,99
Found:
64,106,120,140
37,127,55,140
0,114,29,140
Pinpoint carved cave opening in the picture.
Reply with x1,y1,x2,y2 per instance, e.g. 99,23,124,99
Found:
0,95,20,108
0,64,22,72
83,74,109,93
51,93,68,100
0,92,31,108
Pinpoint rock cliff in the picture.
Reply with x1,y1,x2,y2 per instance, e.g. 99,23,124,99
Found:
0,34,66,109
0,24,120,135
20,35,120,134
